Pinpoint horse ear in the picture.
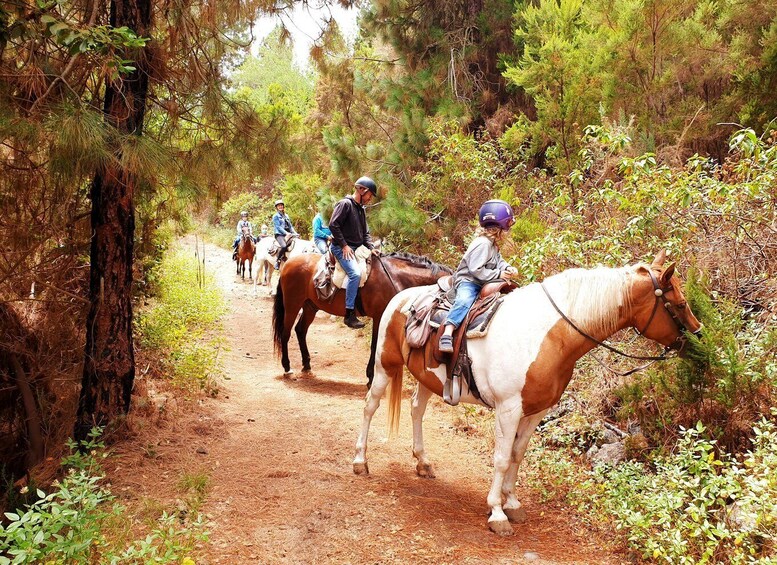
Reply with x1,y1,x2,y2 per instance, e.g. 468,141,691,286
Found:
651,250,667,267
659,262,676,285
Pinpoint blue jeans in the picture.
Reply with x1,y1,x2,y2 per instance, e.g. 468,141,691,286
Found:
330,243,360,309
445,281,482,329
314,238,329,254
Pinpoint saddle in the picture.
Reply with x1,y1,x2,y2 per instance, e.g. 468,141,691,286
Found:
312,246,373,302
268,234,298,256
403,277,517,406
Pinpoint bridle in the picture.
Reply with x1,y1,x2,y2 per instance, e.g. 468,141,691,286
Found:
540,268,700,375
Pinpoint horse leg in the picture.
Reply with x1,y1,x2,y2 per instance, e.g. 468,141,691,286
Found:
248,258,253,280
294,302,318,373
502,409,548,523
353,362,397,476
487,400,524,536
280,296,305,375
411,383,435,478
365,317,380,389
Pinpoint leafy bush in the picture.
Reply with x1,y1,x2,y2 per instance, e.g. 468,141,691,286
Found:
136,247,226,392
578,419,777,563
0,430,206,564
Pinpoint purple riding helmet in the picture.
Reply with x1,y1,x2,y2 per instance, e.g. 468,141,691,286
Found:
478,199,515,230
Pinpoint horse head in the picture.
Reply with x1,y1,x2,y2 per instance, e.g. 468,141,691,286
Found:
630,251,702,354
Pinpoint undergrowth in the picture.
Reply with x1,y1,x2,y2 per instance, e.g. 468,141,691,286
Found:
136,246,226,393
0,429,206,564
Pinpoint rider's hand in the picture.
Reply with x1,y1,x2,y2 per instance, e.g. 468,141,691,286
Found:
343,245,355,260
500,269,514,280
371,248,381,256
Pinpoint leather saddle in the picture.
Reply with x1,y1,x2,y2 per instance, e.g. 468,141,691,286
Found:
404,277,517,405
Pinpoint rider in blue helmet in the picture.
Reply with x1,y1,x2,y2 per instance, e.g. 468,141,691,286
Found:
328,176,378,329
438,199,517,353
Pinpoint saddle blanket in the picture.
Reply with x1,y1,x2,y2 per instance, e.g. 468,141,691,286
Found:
312,246,371,301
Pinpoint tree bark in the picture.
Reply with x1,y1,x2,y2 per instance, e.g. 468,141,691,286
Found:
75,0,152,441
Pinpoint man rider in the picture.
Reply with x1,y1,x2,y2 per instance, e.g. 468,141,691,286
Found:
233,211,253,261
328,176,378,329
272,199,298,269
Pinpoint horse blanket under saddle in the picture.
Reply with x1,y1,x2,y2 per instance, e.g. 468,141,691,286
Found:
402,278,516,406
312,246,372,302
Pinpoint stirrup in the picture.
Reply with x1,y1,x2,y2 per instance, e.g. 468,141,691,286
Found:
443,375,462,406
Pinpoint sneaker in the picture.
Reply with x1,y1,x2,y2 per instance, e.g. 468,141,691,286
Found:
232,251,238,261
438,334,454,353
274,261,280,270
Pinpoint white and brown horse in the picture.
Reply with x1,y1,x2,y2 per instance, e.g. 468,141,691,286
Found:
353,251,702,535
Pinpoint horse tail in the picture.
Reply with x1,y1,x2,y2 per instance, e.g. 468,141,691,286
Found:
387,365,403,437
272,278,285,357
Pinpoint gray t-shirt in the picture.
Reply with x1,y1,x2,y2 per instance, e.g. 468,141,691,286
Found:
454,236,508,287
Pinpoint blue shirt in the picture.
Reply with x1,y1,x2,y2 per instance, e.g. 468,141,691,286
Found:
312,214,332,240
272,211,297,236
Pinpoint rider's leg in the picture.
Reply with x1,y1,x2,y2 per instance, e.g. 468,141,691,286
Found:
330,244,364,329
439,281,480,351
314,238,328,254
274,235,287,268
232,237,239,260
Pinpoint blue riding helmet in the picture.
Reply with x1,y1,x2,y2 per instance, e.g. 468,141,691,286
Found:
478,200,515,230
355,176,377,195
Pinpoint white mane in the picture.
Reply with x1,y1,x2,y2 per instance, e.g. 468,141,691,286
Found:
546,266,635,337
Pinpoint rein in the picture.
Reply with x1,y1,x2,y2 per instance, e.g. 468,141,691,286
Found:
540,280,676,368
374,254,399,294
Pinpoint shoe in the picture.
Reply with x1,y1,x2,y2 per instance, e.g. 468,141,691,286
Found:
439,334,454,353
344,309,366,329
232,251,238,261
274,262,280,270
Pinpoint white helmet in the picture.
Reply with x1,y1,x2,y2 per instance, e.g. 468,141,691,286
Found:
240,210,248,217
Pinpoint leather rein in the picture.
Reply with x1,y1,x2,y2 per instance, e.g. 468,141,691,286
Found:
540,269,693,375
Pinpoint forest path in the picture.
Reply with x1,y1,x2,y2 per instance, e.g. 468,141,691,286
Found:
115,237,624,564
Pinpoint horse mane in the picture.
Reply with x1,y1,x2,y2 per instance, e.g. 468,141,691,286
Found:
549,266,634,337
383,251,454,276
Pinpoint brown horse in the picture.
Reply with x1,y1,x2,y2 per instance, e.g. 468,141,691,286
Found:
272,252,452,381
236,227,255,279
353,251,702,535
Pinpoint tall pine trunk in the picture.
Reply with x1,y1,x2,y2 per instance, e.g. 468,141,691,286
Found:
75,0,152,441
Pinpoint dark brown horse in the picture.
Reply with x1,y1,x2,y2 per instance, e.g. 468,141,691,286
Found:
272,252,452,383
236,227,255,280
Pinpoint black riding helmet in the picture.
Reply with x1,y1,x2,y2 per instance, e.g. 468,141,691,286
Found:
355,176,377,196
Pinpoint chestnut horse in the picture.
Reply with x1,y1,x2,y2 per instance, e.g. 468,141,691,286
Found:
236,227,255,280
272,252,452,380
353,251,702,535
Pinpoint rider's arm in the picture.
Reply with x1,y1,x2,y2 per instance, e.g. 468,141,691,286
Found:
462,238,502,284
272,213,287,236
328,200,349,248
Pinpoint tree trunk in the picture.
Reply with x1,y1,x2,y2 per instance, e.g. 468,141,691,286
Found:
75,0,152,441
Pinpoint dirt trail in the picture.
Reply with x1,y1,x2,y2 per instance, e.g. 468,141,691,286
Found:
113,238,625,564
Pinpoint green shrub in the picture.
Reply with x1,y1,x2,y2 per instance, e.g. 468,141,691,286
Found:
136,247,226,392
578,419,777,563
0,430,206,564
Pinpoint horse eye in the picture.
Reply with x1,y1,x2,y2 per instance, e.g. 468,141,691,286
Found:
677,302,687,309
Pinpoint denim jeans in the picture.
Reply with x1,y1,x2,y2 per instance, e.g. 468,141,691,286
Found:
445,280,482,329
330,243,361,309
314,238,329,254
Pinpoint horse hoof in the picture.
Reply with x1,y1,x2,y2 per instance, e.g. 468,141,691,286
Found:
488,519,514,536
353,462,369,475
416,462,436,478
301,366,312,374
504,506,527,523
283,369,294,376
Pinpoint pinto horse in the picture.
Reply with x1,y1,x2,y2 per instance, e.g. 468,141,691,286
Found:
236,227,255,280
272,251,452,379
353,251,702,535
